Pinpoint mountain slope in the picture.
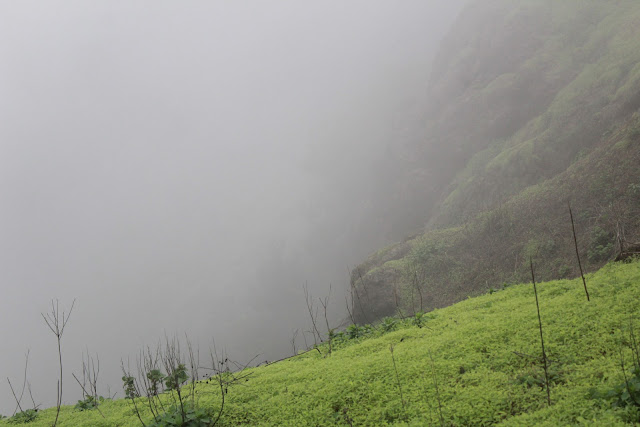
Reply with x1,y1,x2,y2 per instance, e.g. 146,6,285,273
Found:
351,0,640,322
4,260,640,425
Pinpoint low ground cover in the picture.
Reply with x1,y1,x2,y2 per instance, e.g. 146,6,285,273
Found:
3,259,640,425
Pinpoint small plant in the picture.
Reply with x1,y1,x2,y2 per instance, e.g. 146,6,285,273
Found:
72,350,107,418
147,369,165,396
380,317,397,333
74,395,106,411
6,349,39,419
516,365,562,389
596,320,640,410
346,324,362,339
122,375,139,399
150,403,212,427
122,335,253,427
596,366,640,408
7,409,38,424
164,363,188,391
412,312,426,328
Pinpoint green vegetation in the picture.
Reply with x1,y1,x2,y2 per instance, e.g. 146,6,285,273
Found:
149,403,213,427
6,410,38,425
2,260,640,425
353,0,640,322
5,1,640,425
353,112,640,321
73,396,105,412
435,1,640,223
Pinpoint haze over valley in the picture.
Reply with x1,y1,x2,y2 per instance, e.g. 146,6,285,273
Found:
0,1,463,413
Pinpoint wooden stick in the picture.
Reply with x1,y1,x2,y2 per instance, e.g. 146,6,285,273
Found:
530,258,551,406
568,203,590,301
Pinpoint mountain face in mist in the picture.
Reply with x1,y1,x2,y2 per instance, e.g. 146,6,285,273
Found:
353,0,640,322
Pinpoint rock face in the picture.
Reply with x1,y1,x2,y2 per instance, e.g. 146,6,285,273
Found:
350,266,398,324
353,0,640,323
615,243,640,262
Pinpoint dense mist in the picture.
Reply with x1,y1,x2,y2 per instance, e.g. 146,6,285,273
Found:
0,1,463,413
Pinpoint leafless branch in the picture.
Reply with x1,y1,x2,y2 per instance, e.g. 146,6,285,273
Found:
290,329,299,356
41,298,75,426
7,378,23,415
319,284,333,356
303,282,322,346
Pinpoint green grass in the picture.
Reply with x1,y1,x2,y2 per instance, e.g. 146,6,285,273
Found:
5,259,640,426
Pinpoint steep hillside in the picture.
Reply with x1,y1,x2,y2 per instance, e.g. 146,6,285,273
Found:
352,0,640,322
4,260,640,425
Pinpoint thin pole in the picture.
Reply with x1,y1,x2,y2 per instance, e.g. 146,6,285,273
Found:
569,203,590,301
531,258,551,406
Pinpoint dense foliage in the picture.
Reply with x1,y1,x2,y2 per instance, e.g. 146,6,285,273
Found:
6,410,38,425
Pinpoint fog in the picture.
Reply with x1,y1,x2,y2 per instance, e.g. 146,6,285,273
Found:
0,1,463,413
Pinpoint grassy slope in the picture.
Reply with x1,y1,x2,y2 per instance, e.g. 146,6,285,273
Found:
5,259,640,426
